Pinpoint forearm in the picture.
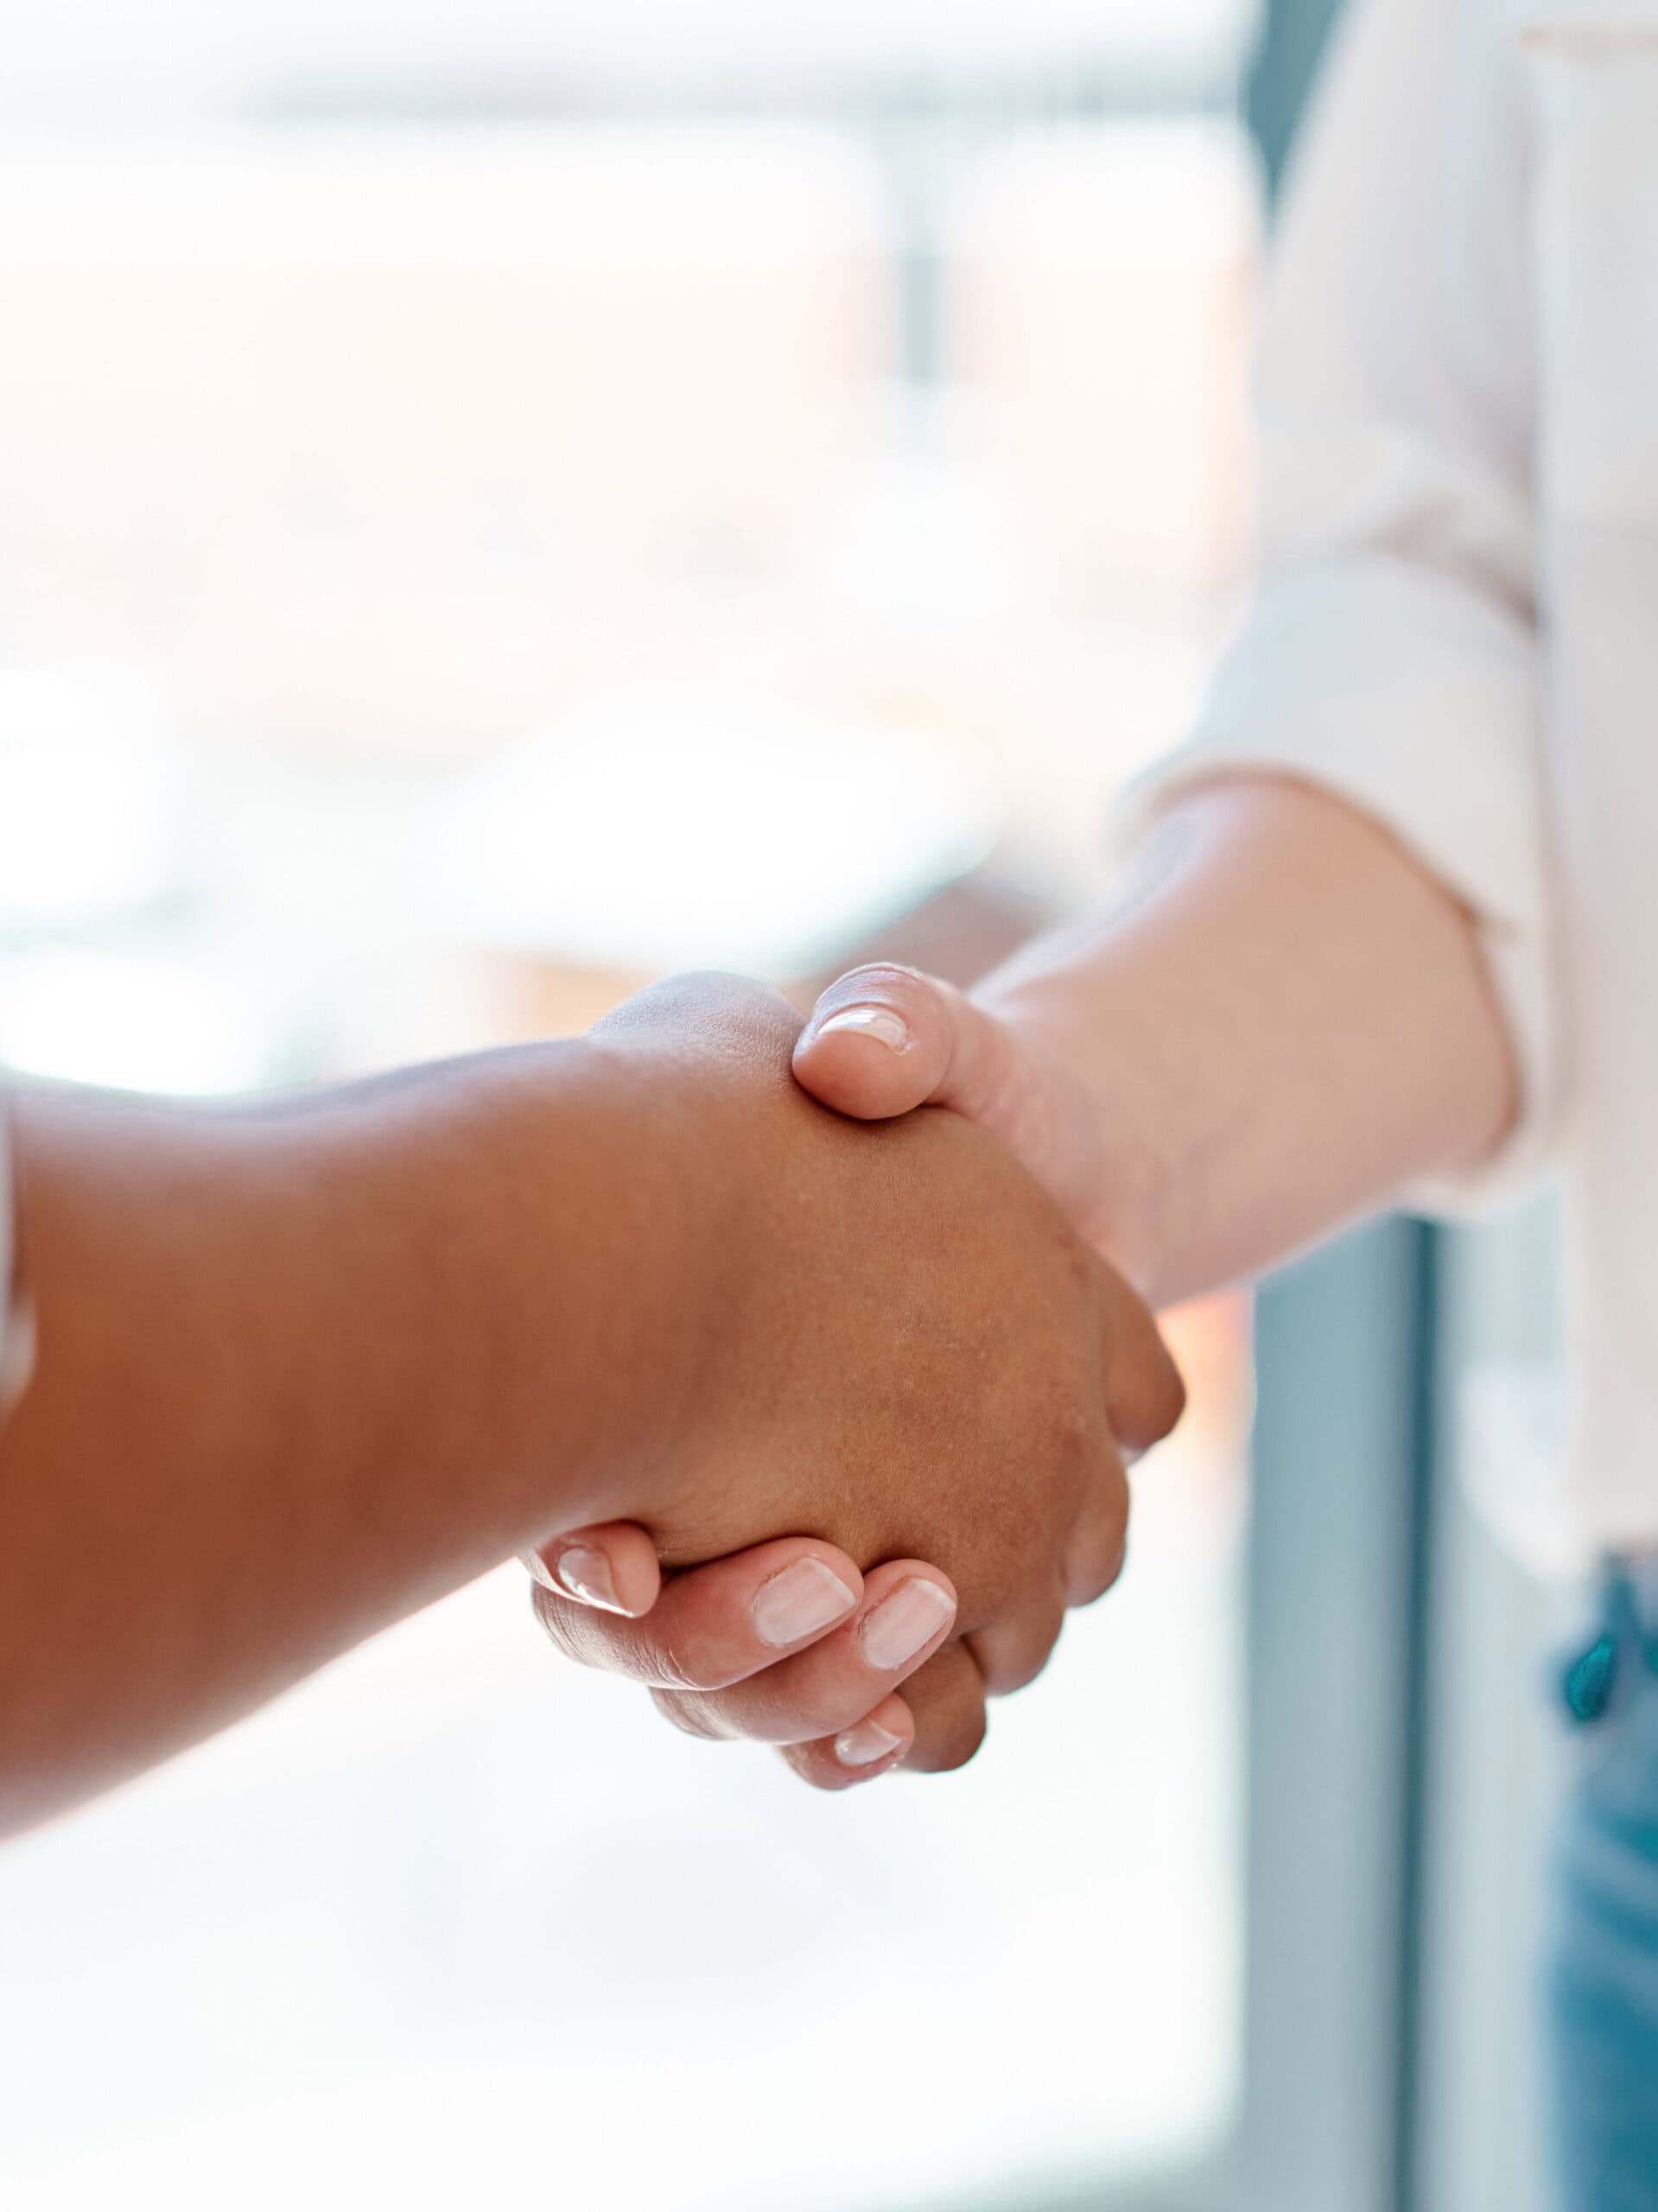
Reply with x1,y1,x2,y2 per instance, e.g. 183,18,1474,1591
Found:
0,1047,706,1834
977,777,1519,1308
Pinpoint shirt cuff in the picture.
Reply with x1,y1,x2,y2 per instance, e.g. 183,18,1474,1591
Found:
1110,556,1560,1217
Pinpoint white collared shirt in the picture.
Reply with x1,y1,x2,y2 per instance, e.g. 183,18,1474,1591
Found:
1129,0,1658,1556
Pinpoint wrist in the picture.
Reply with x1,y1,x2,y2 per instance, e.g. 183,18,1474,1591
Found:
969,974,1185,1308
374,1038,730,1547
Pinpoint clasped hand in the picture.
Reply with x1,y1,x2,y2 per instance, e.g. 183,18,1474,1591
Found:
527,969,1183,1787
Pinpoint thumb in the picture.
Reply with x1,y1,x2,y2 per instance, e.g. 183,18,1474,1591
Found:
793,963,1018,1126
524,1522,663,1617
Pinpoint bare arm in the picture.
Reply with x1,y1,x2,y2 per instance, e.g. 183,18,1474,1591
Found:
962,772,1520,1305
0,1045,727,1831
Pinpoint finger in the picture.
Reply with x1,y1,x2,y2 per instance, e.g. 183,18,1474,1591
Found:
530,1538,862,1692
1101,1278,1188,1457
648,1561,957,1745
1062,1463,1131,1607
965,1588,1068,1699
896,1641,990,1774
792,964,1020,1126
777,1632,991,1791
523,1522,662,1618
777,1694,916,1792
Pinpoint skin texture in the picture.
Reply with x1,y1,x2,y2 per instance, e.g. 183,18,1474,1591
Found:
537,775,1521,1785
0,972,1179,1837
583,978,1182,1591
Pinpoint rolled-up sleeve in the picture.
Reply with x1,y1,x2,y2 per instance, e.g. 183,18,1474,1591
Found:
1118,0,1560,1211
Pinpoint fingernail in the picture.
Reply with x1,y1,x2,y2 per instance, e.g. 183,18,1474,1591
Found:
753,1558,860,1648
555,1544,626,1613
835,1717,905,1768
815,1006,910,1054
861,1578,956,1671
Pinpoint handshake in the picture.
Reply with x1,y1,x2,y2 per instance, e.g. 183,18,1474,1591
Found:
1,897,1210,1836
3,776,1445,1834
521,962,1185,1790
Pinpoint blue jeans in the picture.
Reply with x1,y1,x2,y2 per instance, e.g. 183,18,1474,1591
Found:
1547,1568,1658,2211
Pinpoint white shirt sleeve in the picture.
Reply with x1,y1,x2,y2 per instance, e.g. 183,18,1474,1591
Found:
1117,0,1560,1212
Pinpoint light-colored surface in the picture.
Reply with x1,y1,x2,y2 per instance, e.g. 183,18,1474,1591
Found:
5,0,1251,121
0,120,1252,939
0,124,1250,779
0,129,886,752
949,124,1256,601
435,697,994,976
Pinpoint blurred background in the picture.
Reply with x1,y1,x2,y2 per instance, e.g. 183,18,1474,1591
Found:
0,3,1569,2210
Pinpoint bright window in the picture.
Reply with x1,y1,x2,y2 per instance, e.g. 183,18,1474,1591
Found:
0,11,1257,2205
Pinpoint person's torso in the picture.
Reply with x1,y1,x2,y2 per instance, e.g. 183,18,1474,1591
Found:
1519,3,1658,1541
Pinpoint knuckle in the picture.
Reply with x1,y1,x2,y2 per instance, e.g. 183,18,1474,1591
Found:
779,1742,850,1792
528,1580,583,1658
1092,1529,1129,1602
927,1704,988,1772
1103,1518,1130,1589
1045,1386,1102,1488
532,1579,707,1688
906,1655,989,1769
1021,1616,1065,1692
974,1644,1025,1699
974,1607,1065,1697
653,1642,720,1695
1157,1357,1190,1437
1069,1507,1129,1608
1100,1493,1131,1578
1119,1346,1188,1455
785,1681,865,1740
746,1657,880,1742
649,1686,725,1741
